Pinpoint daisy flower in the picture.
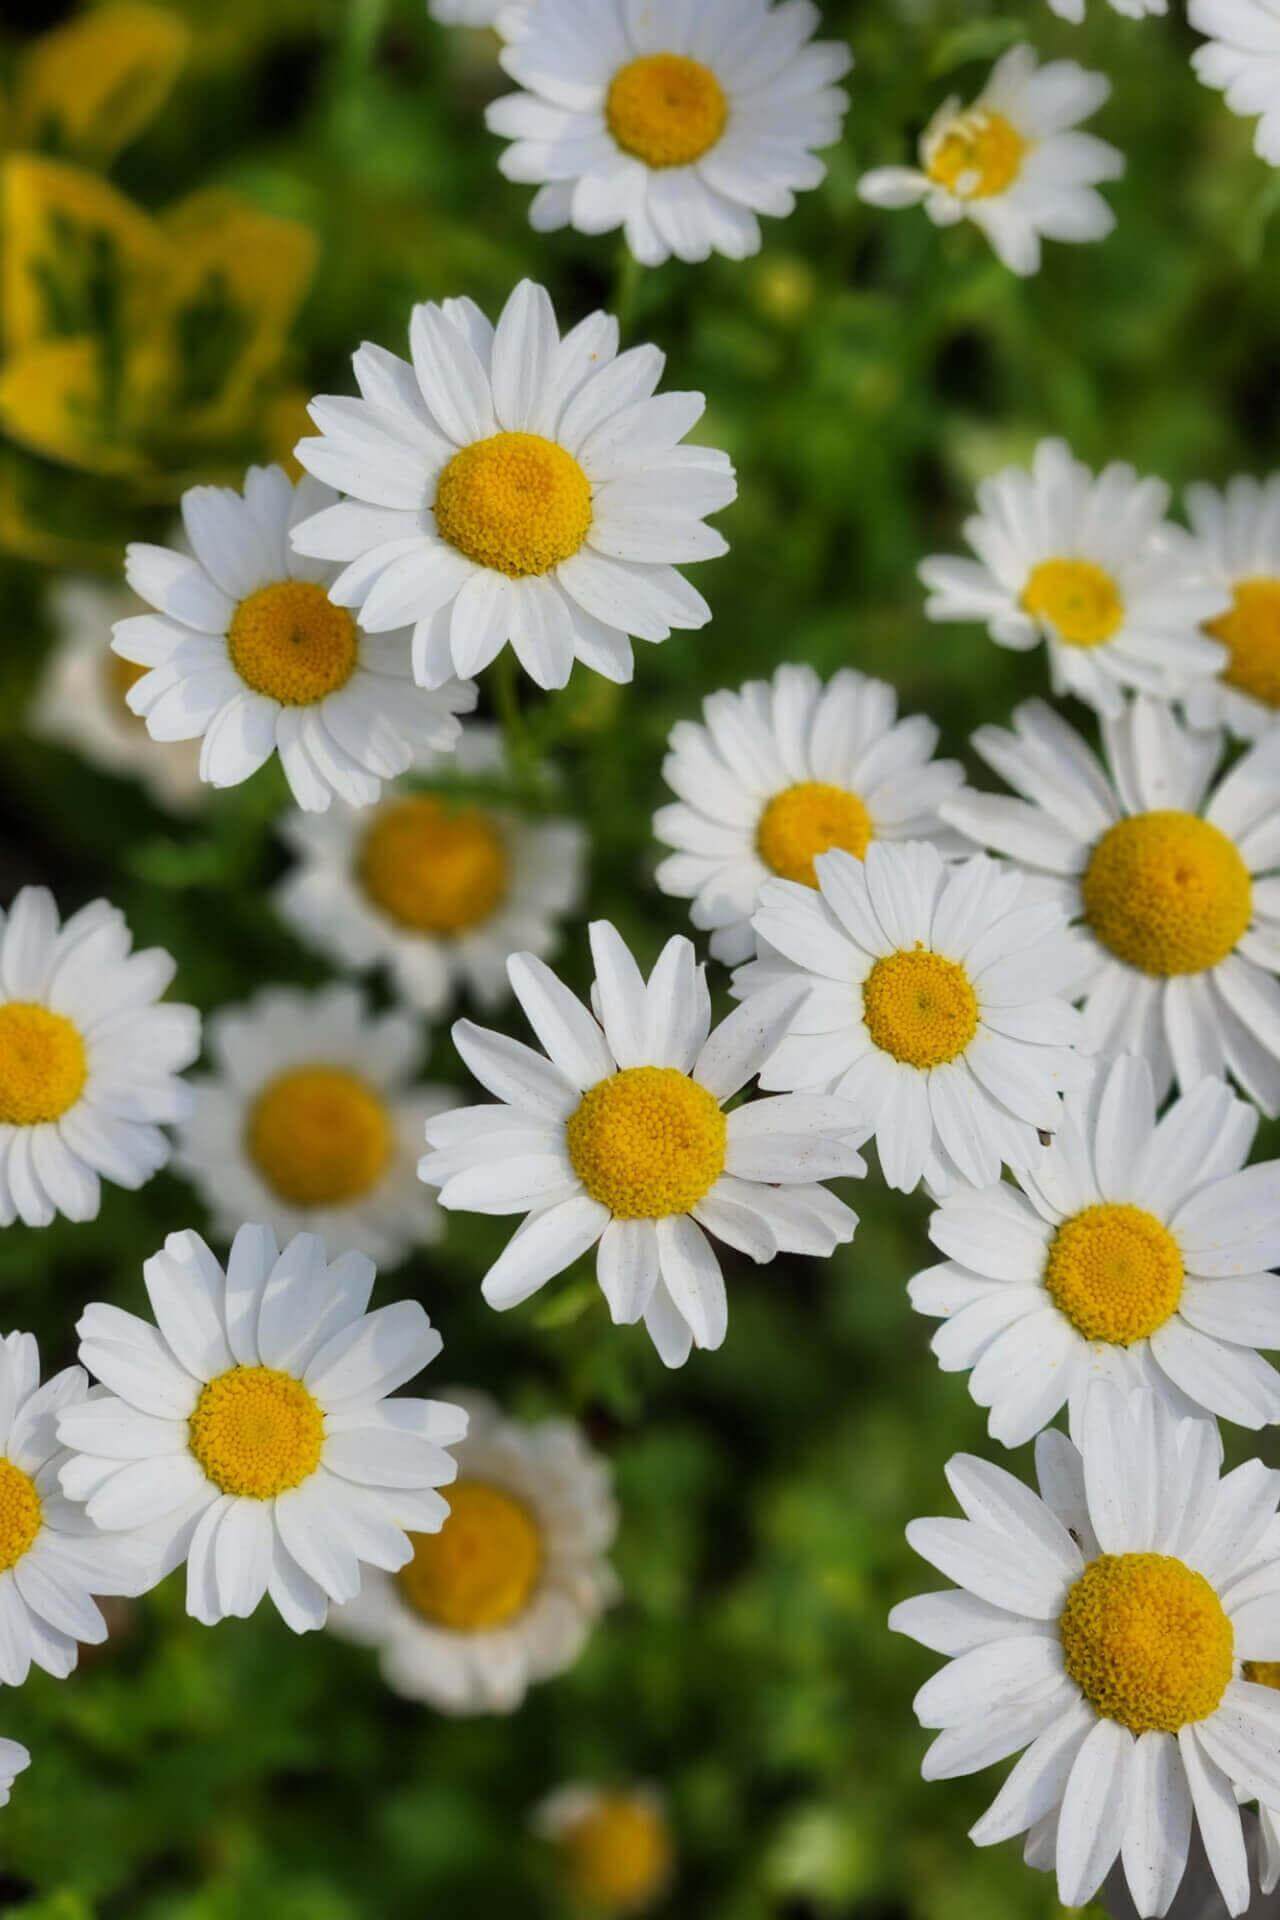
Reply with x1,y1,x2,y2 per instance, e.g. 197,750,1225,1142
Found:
332,1391,616,1713
290,280,735,692
34,579,203,812
0,886,199,1228
1190,0,1280,167
1048,0,1165,17
654,663,964,966
0,1330,155,1686
57,1226,467,1632
893,1385,1280,1917
1182,476,1280,738
114,464,477,812
943,696,1280,1113
732,842,1088,1194
534,1783,674,1914
858,46,1124,278
430,0,526,30
918,439,1228,718
0,1741,29,1810
175,985,454,1269
275,730,585,1016
485,0,852,268
912,1053,1280,1446
418,924,864,1368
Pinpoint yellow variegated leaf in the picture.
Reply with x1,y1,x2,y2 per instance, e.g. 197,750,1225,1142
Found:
13,4,189,166
0,338,150,475
1,156,164,362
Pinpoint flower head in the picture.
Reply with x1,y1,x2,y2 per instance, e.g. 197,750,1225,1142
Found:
534,1783,674,1913
1182,475,1280,738
1191,0,1280,167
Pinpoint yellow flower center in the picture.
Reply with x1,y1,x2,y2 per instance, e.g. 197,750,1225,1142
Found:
0,1459,42,1573
434,432,592,579
226,580,359,706
246,1066,394,1209
560,1796,674,1912
396,1480,542,1631
756,781,873,888
1059,1553,1234,1734
188,1366,325,1499
1045,1203,1184,1345
606,53,729,169
1244,1660,1280,1690
0,1002,88,1126
862,948,979,1069
1205,576,1280,709
926,109,1028,199
566,1066,726,1221
358,795,509,936
1082,811,1252,977
1020,558,1125,649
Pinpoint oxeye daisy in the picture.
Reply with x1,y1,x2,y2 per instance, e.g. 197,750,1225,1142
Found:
485,0,852,268
653,663,964,966
0,886,199,1228
114,464,477,812
858,46,1123,278
893,1386,1280,1917
1048,0,1165,17
1190,0,1280,167
275,730,585,1016
57,1227,467,1631
418,924,864,1368
290,280,735,693
332,1391,617,1714
534,1784,674,1915
732,842,1088,1195
1182,476,1280,738
919,440,1228,718
912,1053,1280,1446
175,985,454,1269
942,696,1280,1113
0,1742,29,1810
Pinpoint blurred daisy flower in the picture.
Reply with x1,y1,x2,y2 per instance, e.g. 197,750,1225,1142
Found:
1191,0,1280,166
858,46,1123,277
419,924,864,1368
654,663,964,966
1048,0,1165,17
114,465,476,813
176,985,454,1270
292,281,735,692
943,697,1280,1113
485,0,851,267
913,1054,1280,1446
0,1742,30,1811
0,887,199,1228
1182,476,1280,738
333,1391,617,1713
59,1227,467,1632
919,439,1228,718
534,1783,674,1913
894,1386,1280,1917
429,0,528,30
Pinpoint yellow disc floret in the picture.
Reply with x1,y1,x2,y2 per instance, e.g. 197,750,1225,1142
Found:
1060,1553,1234,1734
1205,577,1280,710
926,110,1028,200
1082,811,1252,977
397,1480,542,1631
1021,558,1125,649
246,1066,394,1209
358,795,509,936
756,782,873,887
567,1066,726,1220
188,1366,325,1499
0,1003,88,1125
1045,1203,1184,1345
0,1459,41,1573
560,1795,674,1912
227,580,359,706
434,432,592,579
606,53,729,169
862,948,979,1069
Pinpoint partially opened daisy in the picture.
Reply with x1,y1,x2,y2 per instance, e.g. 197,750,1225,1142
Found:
0,1742,29,1810
858,46,1123,278
291,281,735,693
0,886,199,1228
534,1784,674,1914
1190,0,1280,167
919,440,1228,717
943,697,1280,1113
732,843,1088,1194
912,1054,1280,1446
893,1386,1280,1917
1182,476,1280,738
175,985,454,1269
57,1227,466,1631
332,1391,617,1713
418,924,864,1368
654,663,964,966
114,464,477,812
486,0,852,267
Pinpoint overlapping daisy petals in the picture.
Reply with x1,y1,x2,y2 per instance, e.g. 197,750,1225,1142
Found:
1190,0,1280,167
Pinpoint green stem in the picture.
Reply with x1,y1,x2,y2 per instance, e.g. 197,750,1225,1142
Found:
611,245,644,339
489,649,545,803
